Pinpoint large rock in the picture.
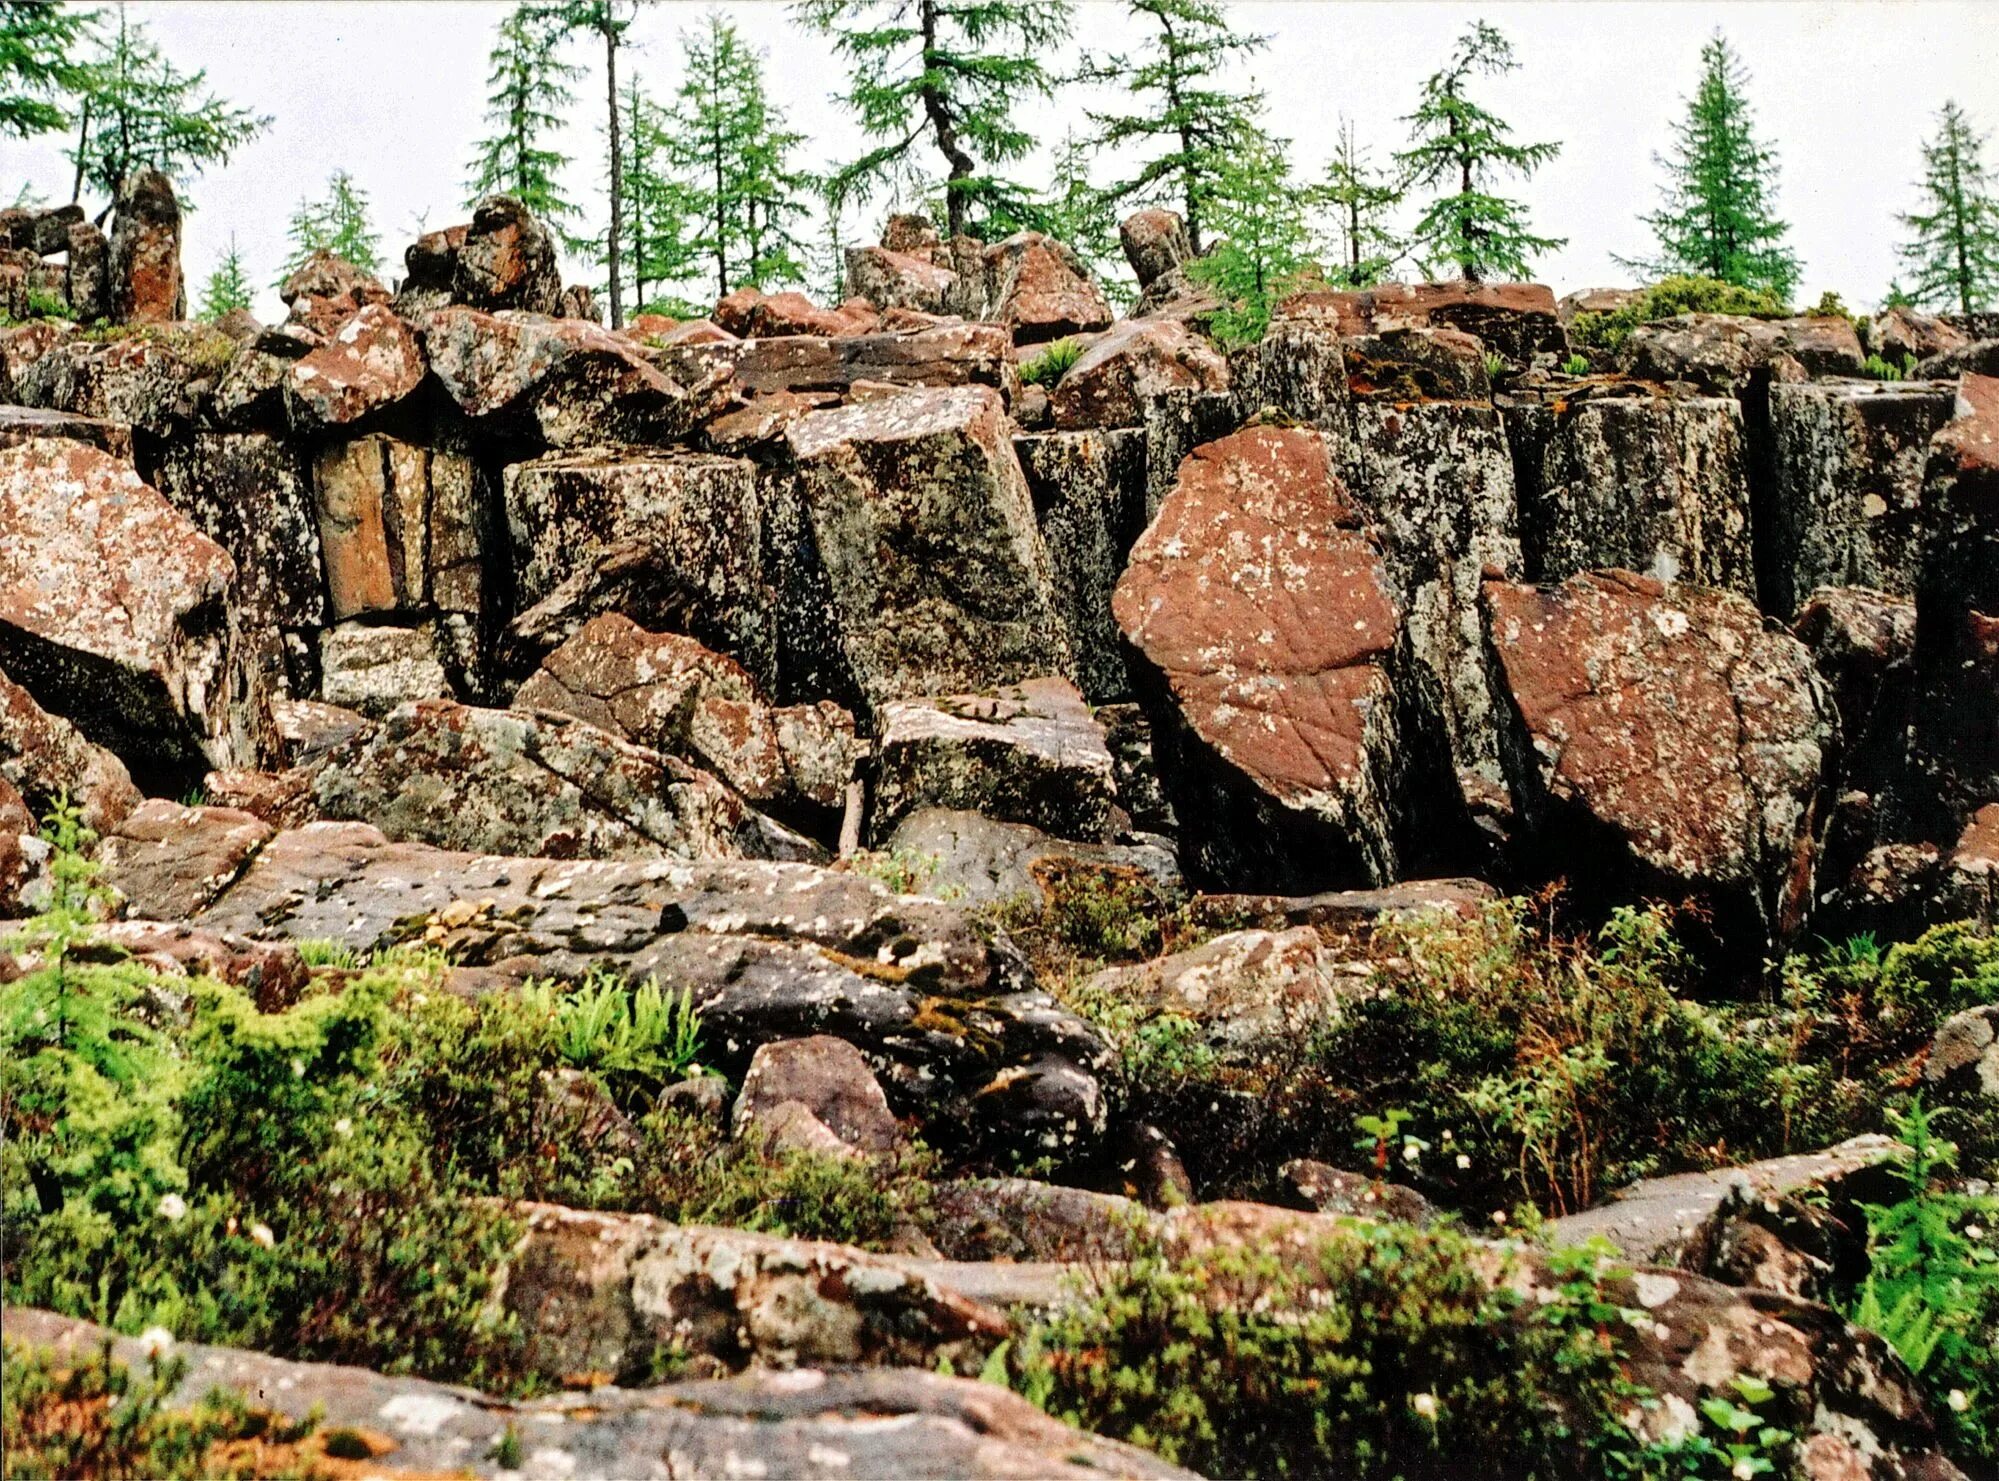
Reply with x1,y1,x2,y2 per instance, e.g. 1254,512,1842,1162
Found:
106,169,183,324
1501,387,1753,595
280,250,391,337
286,301,425,427
1483,570,1832,950
1113,424,1403,891
843,245,960,316
1047,317,1230,430
309,699,815,863
786,386,1070,710
180,822,1111,1145
1868,305,1967,365
3,1308,1191,1481
1120,209,1192,290
14,330,217,434
0,438,266,789
64,221,108,322
1276,279,1567,363
726,322,1013,398
714,286,878,338
885,807,1182,911
1796,586,1918,871
454,195,563,314
982,232,1113,344
1767,379,1958,616
317,622,451,716
1617,313,1863,392
870,677,1117,843
733,1035,905,1157
0,665,140,833
98,799,274,920
504,446,773,686
0,404,131,460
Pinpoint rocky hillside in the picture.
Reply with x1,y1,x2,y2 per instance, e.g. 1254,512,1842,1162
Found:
2,175,1997,1479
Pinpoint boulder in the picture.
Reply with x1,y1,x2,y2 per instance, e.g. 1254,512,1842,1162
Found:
0,438,266,789
1941,803,1999,926
1767,379,1958,615
1795,585,1917,818
0,665,140,833
1276,279,1567,363
1916,337,1999,379
279,250,392,337
1868,305,1967,365
0,404,131,460
309,699,816,863
786,385,1070,710
1501,387,1753,594
64,221,108,322
843,245,959,316
1617,312,1863,392
0,802,49,913
1483,570,1832,951
930,1177,1147,1263
1339,325,1491,402
1927,985,1999,1102
106,169,183,324
271,697,372,765
181,822,1111,1145
1557,286,1644,324
98,799,274,920
729,322,1013,398
1186,877,1497,936
1047,317,1230,430
418,306,696,447
1119,209,1192,290
871,678,1117,843
15,331,217,433
884,807,1182,911
504,446,772,687
317,622,451,716
286,302,425,427
733,1035,904,1157
1280,1161,1438,1225
714,286,879,338
1085,925,1369,1062
454,195,563,314
1113,425,1403,891
982,232,1113,344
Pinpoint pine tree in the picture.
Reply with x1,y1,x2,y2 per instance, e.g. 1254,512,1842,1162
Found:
1396,20,1561,283
282,170,381,278
1074,0,1266,254
545,0,646,328
66,2,268,212
198,235,252,320
1320,118,1403,288
1,0,94,140
1895,101,1999,315
668,14,812,302
613,74,700,315
1630,32,1798,300
465,3,582,229
796,0,1073,241
1186,125,1319,346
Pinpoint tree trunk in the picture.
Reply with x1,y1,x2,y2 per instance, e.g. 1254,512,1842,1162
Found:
1456,114,1478,283
69,97,91,205
1160,14,1198,254
605,21,624,329
918,0,976,240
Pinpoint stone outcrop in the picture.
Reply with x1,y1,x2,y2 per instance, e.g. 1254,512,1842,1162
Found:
1014,427,1148,700
982,231,1114,344
107,170,185,324
1119,210,1192,291
1114,424,1402,890
885,806,1182,910
1277,280,1567,363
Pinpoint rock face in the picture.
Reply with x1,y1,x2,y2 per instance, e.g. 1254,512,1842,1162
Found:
281,251,391,336
309,699,814,862
1768,379,1958,615
1114,425,1403,890
1014,428,1149,700
1484,570,1832,951
107,170,184,324
0,439,265,789
286,302,426,427
180,822,1110,1147
983,232,1113,343
0,665,141,833
99,799,273,920
786,386,1070,710
317,622,451,715
871,678,1117,843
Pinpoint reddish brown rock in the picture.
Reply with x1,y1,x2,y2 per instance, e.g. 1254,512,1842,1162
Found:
0,404,131,461
1113,425,1403,889
983,232,1113,344
714,286,879,338
1048,318,1230,430
279,249,392,337
107,170,184,324
731,322,1012,398
454,195,562,314
733,1035,904,1157
1119,209,1192,290
99,799,274,919
1278,279,1567,363
843,245,959,315
286,302,425,426
0,665,140,835
1484,570,1832,949
201,766,317,830
1868,305,1967,366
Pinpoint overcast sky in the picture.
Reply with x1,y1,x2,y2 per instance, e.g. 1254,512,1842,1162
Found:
5,1,1997,321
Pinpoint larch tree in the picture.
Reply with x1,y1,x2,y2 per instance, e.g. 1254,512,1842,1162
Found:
614,74,700,315
282,170,381,278
795,0,1073,242
465,3,582,230
1630,32,1798,300
546,0,646,327
1396,20,1561,283
1186,124,1319,346
198,235,252,320
1321,118,1403,288
1895,100,1999,315
1,0,94,140
66,1,268,216
1035,131,1128,302
1074,0,1266,254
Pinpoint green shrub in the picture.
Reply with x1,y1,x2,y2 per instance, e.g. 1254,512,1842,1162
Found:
1018,336,1083,386
1561,353,1591,376
518,969,703,1108
1570,275,1789,350
1483,350,1509,381
994,1222,1638,1480
1808,289,1854,321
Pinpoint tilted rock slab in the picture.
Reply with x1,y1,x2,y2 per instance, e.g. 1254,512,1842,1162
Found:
0,663,140,833
1483,569,1832,950
1115,424,1403,891
0,438,268,790
181,821,1110,1148
786,385,1072,711
286,301,426,427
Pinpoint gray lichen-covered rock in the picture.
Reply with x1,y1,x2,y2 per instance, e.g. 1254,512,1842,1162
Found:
1767,378,1958,615
317,622,451,716
1484,569,1832,952
870,677,1117,844
309,699,815,862
1114,424,1403,891
885,807,1182,911
787,386,1071,710
1014,427,1148,701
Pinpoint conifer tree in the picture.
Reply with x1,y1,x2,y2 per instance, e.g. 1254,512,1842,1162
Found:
1397,20,1561,283
1,0,94,140
1895,101,1999,315
612,74,700,314
1630,32,1798,300
1321,118,1403,288
66,2,268,213
282,170,381,278
1035,131,1128,302
796,0,1073,241
198,235,252,320
1186,125,1318,345
465,3,582,229
1074,0,1266,254
546,0,646,327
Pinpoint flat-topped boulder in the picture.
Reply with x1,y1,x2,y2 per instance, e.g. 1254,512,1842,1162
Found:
730,321,1012,397
1275,279,1567,363
1047,317,1230,430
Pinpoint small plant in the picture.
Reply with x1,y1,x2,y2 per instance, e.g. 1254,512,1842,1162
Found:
23,286,75,322
492,1423,524,1469
1018,336,1083,386
1807,289,1852,320
294,939,360,970
519,970,704,1097
1638,1373,1794,1477
1483,349,1509,381
1862,353,1906,381
1562,352,1591,375
847,847,938,896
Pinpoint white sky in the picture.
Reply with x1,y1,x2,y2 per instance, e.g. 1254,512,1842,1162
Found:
4,1,1996,321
